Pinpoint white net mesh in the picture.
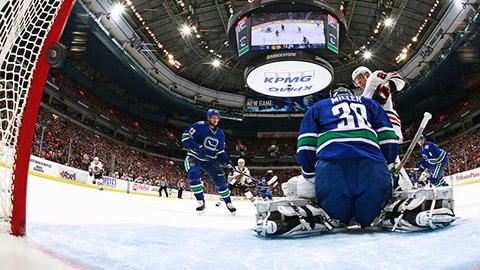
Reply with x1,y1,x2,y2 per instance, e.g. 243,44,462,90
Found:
0,0,64,227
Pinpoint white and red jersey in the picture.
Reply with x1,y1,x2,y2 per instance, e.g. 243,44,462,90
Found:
362,70,405,142
89,161,104,176
228,166,252,186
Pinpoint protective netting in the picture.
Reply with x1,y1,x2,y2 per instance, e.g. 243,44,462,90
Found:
0,0,64,227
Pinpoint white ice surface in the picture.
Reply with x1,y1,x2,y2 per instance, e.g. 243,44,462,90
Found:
1,175,480,270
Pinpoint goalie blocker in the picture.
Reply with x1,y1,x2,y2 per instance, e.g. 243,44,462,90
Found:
254,176,456,237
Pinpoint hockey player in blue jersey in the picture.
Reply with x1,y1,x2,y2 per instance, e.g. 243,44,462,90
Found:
297,84,399,228
182,109,237,213
415,135,449,186
256,177,273,201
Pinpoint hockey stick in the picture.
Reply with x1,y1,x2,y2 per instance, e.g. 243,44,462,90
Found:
393,112,432,177
211,159,278,186
268,176,278,186
211,159,264,183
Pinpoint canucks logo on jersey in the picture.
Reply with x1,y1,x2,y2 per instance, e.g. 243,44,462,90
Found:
182,121,229,163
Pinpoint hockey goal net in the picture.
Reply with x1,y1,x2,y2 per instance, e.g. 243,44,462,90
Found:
0,0,74,236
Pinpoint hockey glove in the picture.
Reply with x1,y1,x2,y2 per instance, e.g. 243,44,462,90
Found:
388,163,396,174
372,84,390,105
89,172,93,177
192,144,206,159
225,160,235,174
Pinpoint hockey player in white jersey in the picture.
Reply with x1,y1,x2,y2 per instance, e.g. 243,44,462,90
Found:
89,157,104,190
215,158,256,206
352,66,413,190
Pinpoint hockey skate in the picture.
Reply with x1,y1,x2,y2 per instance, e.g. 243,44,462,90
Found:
196,199,206,214
226,202,236,214
215,201,222,207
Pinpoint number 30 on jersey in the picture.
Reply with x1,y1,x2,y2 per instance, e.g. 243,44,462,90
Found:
332,102,371,129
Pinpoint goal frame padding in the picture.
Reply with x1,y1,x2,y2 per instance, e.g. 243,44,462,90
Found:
10,0,76,236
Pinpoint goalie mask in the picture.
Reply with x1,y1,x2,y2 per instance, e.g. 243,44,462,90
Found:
330,84,354,97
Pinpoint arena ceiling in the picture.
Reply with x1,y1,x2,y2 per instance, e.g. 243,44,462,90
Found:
122,0,449,95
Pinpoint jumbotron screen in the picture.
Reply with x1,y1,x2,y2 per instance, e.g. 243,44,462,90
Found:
251,12,326,50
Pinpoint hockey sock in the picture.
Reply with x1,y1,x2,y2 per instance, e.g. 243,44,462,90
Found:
245,191,256,203
217,184,232,204
189,179,204,201
188,168,204,200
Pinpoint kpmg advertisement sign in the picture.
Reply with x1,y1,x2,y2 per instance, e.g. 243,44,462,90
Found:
245,52,333,97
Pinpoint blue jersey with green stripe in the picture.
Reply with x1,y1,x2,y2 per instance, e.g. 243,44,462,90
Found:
297,95,399,179
181,121,229,163
419,141,447,167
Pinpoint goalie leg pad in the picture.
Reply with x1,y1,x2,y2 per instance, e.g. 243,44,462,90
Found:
383,187,456,231
254,199,346,237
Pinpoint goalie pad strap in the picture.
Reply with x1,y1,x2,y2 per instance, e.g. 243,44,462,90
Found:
300,205,316,229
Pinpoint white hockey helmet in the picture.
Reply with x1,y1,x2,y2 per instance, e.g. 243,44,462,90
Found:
351,66,372,87
94,157,99,162
238,158,245,165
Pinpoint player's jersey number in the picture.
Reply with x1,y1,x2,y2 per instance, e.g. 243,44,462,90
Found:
332,102,371,129
377,72,388,80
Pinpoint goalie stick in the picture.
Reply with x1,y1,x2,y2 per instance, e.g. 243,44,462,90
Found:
393,112,432,177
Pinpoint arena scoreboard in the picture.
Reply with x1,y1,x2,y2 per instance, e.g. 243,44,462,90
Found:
228,0,347,98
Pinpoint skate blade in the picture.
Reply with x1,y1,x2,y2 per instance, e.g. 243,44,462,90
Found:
197,210,206,215
230,212,236,216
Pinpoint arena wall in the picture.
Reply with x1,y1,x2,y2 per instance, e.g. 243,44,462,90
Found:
27,156,250,201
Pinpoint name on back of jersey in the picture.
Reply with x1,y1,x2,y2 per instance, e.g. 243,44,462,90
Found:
331,95,362,104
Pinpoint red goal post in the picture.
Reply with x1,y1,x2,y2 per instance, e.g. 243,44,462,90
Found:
0,0,75,236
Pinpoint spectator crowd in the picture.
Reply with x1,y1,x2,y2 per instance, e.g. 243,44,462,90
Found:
26,68,480,198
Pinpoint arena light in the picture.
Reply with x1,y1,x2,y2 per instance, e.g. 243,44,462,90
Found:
212,59,221,68
384,18,393,27
412,36,418,42
181,25,191,35
110,3,125,18
364,51,372,59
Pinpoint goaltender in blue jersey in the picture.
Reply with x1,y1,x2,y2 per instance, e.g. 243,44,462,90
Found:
182,109,236,213
297,84,399,227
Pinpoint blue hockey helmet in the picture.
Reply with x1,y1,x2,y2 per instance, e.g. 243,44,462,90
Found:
206,109,221,119
419,135,426,140
330,83,354,97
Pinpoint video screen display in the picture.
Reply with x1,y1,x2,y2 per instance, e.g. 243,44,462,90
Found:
245,92,329,113
251,12,326,50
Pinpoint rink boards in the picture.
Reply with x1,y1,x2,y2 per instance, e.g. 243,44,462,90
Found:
27,155,253,201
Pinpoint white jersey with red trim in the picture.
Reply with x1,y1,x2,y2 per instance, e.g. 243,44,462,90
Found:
89,161,104,176
362,70,405,142
228,166,252,186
